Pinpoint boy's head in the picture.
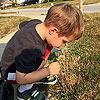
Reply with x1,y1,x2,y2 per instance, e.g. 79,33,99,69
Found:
44,3,84,47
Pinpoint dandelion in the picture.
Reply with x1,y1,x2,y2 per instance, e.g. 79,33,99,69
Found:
55,50,61,57
58,55,65,62
61,48,68,55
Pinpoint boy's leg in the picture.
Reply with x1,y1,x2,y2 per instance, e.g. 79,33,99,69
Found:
17,58,52,100
18,83,34,92
17,60,47,100
17,84,46,100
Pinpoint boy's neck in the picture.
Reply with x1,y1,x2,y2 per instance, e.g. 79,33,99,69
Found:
36,22,47,41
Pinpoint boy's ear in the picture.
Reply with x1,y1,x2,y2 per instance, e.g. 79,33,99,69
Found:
48,26,58,35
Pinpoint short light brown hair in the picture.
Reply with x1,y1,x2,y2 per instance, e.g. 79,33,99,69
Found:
44,3,84,40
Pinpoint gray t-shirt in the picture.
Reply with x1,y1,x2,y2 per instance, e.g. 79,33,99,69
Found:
1,19,47,75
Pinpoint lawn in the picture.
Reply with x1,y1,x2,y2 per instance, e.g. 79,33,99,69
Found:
0,16,31,39
0,13,100,100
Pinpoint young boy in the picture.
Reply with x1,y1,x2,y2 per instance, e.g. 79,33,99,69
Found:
0,3,84,100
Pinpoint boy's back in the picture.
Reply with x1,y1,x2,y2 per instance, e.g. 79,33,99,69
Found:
1,19,47,76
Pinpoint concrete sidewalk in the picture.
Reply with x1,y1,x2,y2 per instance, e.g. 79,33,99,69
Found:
0,31,17,60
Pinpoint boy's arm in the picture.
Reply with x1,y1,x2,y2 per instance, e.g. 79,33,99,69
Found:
16,67,49,85
16,55,49,85
16,61,60,85
16,45,55,85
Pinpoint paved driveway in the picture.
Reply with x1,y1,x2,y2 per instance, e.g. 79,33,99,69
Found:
0,2,100,16
83,2,100,13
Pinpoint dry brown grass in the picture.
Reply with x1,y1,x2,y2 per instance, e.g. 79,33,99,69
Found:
83,0,100,5
46,13,100,100
0,16,31,39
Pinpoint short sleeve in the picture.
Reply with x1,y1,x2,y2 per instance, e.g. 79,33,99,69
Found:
15,49,42,73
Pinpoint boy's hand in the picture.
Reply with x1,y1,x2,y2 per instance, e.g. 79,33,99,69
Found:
47,62,61,75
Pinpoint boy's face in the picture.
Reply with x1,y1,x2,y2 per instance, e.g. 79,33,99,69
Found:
46,27,72,48
49,35,70,48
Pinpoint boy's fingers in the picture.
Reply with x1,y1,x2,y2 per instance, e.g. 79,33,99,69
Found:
58,61,62,65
